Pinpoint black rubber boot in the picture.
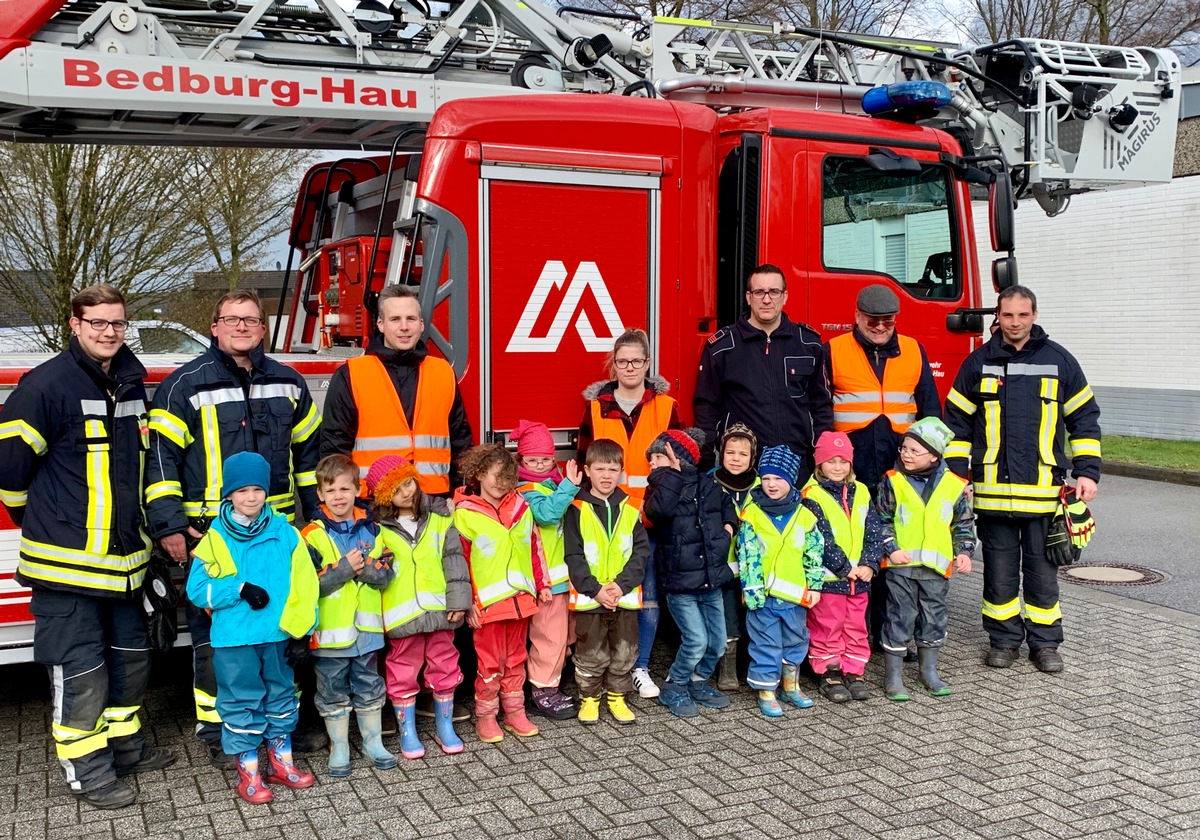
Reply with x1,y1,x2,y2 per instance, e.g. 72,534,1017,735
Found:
917,647,952,696
884,653,909,701
716,640,739,691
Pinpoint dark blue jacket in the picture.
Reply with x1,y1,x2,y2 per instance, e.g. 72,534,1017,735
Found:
644,466,737,594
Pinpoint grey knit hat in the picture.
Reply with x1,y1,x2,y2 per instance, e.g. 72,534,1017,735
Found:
856,284,900,316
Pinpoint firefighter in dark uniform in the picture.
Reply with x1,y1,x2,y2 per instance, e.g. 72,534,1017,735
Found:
694,263,833,478
0,285,175,809
144,290,323,766
944,285,1101,673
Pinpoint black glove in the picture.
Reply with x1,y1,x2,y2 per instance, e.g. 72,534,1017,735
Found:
285,636,311,668
240,582,270,610
1044,516,1078,567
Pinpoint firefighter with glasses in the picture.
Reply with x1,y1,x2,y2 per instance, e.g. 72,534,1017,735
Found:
943,285,1101,674
0,284,175,810
144,290,323,767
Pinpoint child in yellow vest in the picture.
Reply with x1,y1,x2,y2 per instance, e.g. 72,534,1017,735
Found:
511,419,582,720
185,452,319,805
802,432,885,703
454,444,551,743
563,439,650,725
367,455,470,758
876,417,975,701
301,454,394,777
736,445,845,718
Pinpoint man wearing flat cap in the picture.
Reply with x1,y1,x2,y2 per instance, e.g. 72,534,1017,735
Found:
824,284,941,646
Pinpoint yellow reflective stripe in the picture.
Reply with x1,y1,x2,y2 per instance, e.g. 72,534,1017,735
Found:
199,404,222,506
0,487,28,506
1069,438,1102,459
655,14,717,27
291,402,321,444
84,418,111,555
195,688,222,722
982,597,1021,621
53,726,108,759
973,496,1059,514
944,441,971,460
183,500,220,518
145,480,182,503
979,377,1000,395
0,419,49,455
104,713,141,739
148,408,191,448
21,536,150,569
1037,387,1059,465
1063,385,1095,417
946,388,976,415
1039,378,1059,401
983,401,1001,463
295,471,317,487
1023,601,1062,624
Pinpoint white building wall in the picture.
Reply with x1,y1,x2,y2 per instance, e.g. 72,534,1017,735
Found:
972,176,1200,440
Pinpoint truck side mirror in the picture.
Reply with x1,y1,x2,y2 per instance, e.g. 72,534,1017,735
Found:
989,173,1015,253
992,256,1018,292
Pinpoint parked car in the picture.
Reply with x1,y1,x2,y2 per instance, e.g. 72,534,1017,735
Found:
0,320,208,355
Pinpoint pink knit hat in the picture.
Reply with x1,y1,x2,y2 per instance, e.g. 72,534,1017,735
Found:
365,454,419,502
813,431,854,467
510,419,555,457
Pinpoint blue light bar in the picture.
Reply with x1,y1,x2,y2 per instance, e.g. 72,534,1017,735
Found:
862,81,953,116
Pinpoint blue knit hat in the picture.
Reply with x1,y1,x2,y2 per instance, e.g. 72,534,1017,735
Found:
758,445,800,484
221,451,270,497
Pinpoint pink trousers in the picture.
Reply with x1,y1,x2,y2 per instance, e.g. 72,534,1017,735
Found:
526,592,572,688
385,629,462,700
806,591,870,676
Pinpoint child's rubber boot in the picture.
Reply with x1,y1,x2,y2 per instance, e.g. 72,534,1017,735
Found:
265,735,316,789
392,699,425,760
324,713,352,778
500,691,539,737
917,647,952,696
716,639,740,691
779,662,815,709
577,696,600,725
432,691,464,754
235,749,273,804
756,690,784,718
358,709,400,769
606,692,636,725
474,696,504,743
884,653,910,702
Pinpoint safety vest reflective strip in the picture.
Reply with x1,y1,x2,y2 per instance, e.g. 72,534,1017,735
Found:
348,354,455,495
567,497,644,611
801,479,870,580
379,512,452,632
589,393,676,500
304,522,384,649
19,537,150,594
740,502,818,606
829,332,921,433
883,470,966,577
518,482,570,588
454,506,536,608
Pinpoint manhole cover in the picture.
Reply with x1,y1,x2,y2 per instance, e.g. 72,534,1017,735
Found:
1059,563,1168,587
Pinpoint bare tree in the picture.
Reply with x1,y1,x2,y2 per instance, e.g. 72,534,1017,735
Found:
962,0,1200,50
0,143,209,350
569,0,918,37
175,148,314,292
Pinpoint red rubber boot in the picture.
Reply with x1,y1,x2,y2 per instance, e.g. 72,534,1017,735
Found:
265,735,315,789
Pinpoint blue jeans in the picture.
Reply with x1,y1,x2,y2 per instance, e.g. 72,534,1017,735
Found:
746,597,810,690
635,531,659,671
665,590,726,684
312,650,387,716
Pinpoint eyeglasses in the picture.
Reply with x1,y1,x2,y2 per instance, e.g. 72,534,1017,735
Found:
747,288,785,300
862,316,896,328
613,357,648,370
898,445,929,458
216,315,265,328
80,318,129,332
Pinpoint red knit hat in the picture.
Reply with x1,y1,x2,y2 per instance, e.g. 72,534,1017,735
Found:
646,428,702,466
510,419,555,457
365,455,420,503
813,431,854,467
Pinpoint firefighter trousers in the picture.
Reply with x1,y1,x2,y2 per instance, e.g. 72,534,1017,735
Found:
977,514,1062,651
185,600,223,749
29,589,150,793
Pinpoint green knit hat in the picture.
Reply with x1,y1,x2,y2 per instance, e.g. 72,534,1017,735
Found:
904,417,954,458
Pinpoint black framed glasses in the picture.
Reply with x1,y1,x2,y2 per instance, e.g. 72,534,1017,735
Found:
80,318,129,332
613,358,648,370
747,288,785,300
216,315,265,328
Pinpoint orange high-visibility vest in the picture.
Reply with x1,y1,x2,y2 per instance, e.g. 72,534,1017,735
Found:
589,393,675,500
829,332,921,434
347,354,455,495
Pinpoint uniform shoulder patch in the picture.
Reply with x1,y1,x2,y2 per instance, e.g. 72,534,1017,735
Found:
707,328,728,345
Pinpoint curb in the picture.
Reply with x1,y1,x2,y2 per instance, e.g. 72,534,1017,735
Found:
1105,461,1200,486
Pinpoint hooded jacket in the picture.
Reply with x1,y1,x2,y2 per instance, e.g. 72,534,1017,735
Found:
644,466,737,594
453,488,549,623
563,485,649,606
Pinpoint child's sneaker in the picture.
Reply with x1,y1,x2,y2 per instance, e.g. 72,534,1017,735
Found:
687,679,731,709
844,672,870,701
530,687,577,720
577,697,600,726
756,690,784,718
818,670,852,704
606,692,636,725
632,668,660,699
657,680,699,718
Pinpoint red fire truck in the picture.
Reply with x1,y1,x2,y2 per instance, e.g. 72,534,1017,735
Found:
0,0,1181,660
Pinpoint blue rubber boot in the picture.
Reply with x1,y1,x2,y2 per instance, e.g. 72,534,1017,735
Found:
324,713,351,777
357,709,399,770
779,662,815,709
393,699,426,760
432,691,464,754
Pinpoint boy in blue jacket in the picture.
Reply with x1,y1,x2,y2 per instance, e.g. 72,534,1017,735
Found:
186,452,320,805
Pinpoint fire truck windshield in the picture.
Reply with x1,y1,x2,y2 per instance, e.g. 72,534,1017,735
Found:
821,157,958,300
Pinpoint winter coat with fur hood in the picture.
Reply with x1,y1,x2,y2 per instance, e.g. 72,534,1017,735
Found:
576,375,681,463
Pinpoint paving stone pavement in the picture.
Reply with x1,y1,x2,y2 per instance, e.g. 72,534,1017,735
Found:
1,569,1197,840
